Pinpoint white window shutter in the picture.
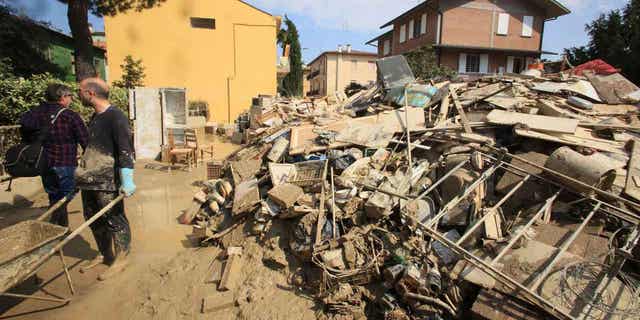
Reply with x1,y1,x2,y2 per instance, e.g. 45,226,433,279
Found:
409,20,414,39
497,13,509,35
506,56,515,73
383,40,390,55
436,14,442,44
480,54,489,73
458,53,467,73
522,16,533,37
400,25,406,43
421,14,427,34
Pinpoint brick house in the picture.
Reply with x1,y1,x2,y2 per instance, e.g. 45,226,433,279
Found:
366,0,570,74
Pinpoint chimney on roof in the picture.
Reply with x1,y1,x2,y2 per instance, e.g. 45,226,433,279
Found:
346,44,352,53
337,45,343,53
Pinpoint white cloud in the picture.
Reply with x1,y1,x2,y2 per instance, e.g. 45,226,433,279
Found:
246,0,423,32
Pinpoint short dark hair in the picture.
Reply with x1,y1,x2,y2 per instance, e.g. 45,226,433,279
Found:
85,80,109,99
45,83,72,102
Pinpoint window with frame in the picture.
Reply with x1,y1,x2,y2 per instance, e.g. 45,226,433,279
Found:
497,13,509,35
383,39,391,55
409,20,414,39
420,13,427,34
399,24,406,43
466,54,480,73
188,101,209,118
414,19,421,38
190,17,215,29
521,16,533,37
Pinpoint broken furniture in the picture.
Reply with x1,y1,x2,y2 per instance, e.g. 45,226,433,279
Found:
178,55,640,320
167,128,198,172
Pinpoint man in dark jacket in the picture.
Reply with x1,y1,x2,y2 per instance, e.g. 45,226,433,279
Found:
20,83,89,227
75,77,136,281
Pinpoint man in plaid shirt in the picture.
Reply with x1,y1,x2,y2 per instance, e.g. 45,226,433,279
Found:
20,84,89,227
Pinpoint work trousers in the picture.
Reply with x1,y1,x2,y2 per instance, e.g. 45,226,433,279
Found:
41,166,77,227
81,190,131,262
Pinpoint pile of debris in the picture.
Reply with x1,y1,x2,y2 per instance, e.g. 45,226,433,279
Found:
181,55,640,320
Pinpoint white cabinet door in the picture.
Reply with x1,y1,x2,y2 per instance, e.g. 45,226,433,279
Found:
480,54,489,73
458,53,467,73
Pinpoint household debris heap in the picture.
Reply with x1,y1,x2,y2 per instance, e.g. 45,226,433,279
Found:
181,56,640,320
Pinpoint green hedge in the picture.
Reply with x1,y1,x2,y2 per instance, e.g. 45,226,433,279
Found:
0,68,129,125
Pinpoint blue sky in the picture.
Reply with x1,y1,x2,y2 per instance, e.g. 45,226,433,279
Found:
6,0,630,63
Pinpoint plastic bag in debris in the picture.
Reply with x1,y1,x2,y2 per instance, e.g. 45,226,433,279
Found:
386,83,438,108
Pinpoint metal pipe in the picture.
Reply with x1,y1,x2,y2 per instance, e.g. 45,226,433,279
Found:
389,139,432,151
314,162,329,247
493,175,531,209
426,163,502,228
58,249,75,295
404,212,574,320
404,86,413,172
404,292,457,317
529,203,601,291
331,167,337,239
479,150,640,225
457,175,530,245
356,182,411,200
412,159,469,205
483,145,640,213
491,190,562,265
1,292,69,303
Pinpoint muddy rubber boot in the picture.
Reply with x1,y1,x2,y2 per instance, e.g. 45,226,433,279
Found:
97,253,129,281
79,255,105,273
98,230,130,281
82,229,113,273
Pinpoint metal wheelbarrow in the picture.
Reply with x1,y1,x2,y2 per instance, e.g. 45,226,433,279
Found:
0,192,124,304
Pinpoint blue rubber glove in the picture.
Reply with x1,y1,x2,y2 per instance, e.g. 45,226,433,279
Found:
119,168,136,197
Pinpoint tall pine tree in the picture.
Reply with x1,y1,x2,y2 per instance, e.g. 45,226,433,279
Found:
280,16,303,97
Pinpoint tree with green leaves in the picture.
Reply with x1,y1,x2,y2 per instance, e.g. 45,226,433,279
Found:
279,16,303,97
404,45,456,81
564,0,640,84
112,55,145,89
58,0,165,81
0,4,64,78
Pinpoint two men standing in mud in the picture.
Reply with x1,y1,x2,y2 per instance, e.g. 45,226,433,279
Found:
20,78,136,280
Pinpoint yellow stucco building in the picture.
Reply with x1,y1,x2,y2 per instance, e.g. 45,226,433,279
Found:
105,0,278,123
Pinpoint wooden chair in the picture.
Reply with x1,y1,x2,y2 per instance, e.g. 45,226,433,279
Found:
167,128,197,172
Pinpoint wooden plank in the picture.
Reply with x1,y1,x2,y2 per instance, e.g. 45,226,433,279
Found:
587,73,639,104
218,248,243,291
514,127,626,154
451,91,472,134
289,107,426,155
438,93,451,123
625,139,640,202
592,103,638,115
487,110,578,134
537,99,592,121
